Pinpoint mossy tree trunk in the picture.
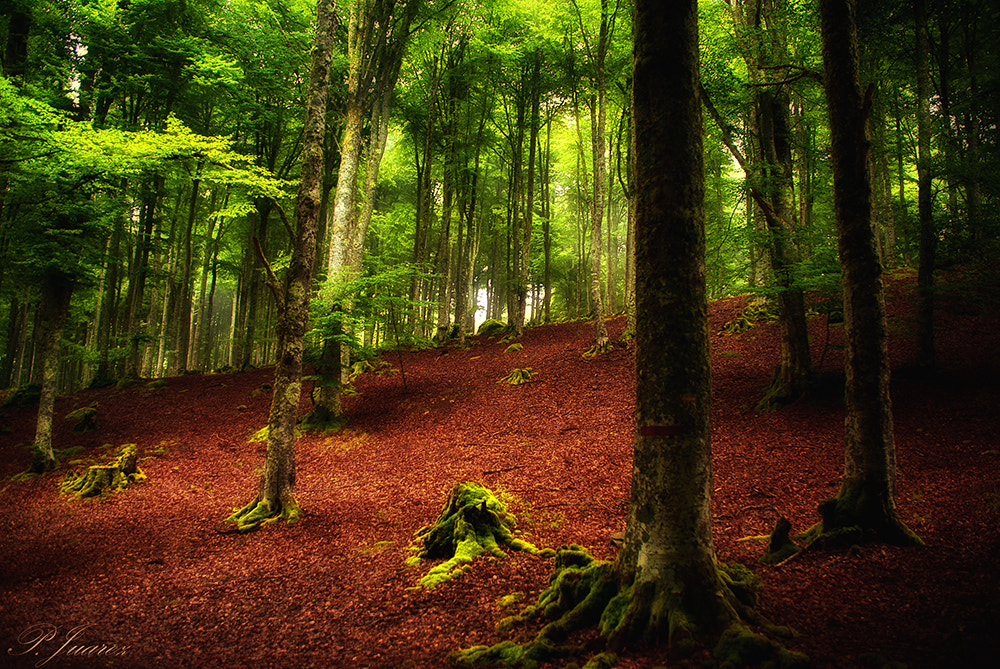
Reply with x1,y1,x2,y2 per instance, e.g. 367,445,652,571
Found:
453,8,805,666
30,273,74,473
610,0,737,644
818,0,921,546
227,0,335,531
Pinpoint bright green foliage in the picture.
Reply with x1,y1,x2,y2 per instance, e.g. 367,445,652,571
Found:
408,482,551,589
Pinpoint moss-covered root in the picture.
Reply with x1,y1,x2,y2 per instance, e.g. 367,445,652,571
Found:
714,624,810,669
760,516,802,564
297,404,346,433
796,491,924,552
60,444,146,499
226,493,301,532
410,482,553,589
457,546,805,669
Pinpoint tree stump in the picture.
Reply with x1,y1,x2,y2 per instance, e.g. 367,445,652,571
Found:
409,482,552,588
65,404,99,433
60,444,146,499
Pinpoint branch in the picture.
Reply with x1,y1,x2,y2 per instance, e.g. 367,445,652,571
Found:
698,81,791,233
253,236,284,305
267,197,295,244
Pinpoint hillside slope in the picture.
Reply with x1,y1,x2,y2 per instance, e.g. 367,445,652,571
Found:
1,268,998,668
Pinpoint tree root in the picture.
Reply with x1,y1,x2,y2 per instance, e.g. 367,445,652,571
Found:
408,482,554,589
497,369,537,386
582,338,614,359
60,444,146,499
225,493,301,532
297,404,346,433
453,545,808,669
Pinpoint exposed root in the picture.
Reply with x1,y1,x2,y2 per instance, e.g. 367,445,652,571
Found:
298,405,346,433
408,482,553,589
60,444,146,499
225,492,301,532
760,516,801,564
582,338,613,359
454,545,806,669
498,368,537,386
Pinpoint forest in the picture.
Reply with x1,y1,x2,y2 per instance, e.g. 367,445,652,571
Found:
1,0,999,667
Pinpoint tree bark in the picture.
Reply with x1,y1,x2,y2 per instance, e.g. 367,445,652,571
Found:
914,0,936,370
227,0,336,531
819,0,921,545
30,274,74,472
613,0,734,641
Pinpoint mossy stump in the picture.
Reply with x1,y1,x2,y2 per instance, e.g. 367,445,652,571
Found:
60,444,146,499
409,482,553,589
65,405,99,433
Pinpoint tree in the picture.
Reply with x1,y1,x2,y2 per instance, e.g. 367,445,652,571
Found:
913,0,935,369
613,0,737,642
454,4,801,666
226,0,337,531
311,0,422,426
812,0,921,547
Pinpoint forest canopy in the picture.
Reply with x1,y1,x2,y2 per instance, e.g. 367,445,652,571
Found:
1,0,997,393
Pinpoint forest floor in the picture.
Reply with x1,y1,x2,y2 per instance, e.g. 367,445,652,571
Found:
1,267,999,669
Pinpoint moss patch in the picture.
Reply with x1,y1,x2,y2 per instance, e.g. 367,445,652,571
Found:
498,368,537,386
65,404,99,433
60,444,146,499
408,482,553,589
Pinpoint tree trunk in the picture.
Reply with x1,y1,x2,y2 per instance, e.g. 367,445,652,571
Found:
612,0,733,641
177,173,202,374
819,0,921,545
227,0,335,531
914,0,936,370
30,274,74,473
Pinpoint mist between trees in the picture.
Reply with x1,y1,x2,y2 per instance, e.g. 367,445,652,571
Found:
1,0,996,395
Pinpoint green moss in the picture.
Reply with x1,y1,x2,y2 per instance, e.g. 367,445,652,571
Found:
504,342,523,353
477,319,507,336
497,592,524,608
498,368,537,385
225,493,301,532
713,624,809,669
65,405,99,433
581,652,618,669
60,444,146,499
408,482,551,589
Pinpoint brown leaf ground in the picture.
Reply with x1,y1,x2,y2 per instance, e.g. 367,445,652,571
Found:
1,267,998,668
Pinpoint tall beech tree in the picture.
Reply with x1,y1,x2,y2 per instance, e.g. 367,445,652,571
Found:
226,0,337,531
454,4,800,666
814,0,921,546
612,0,745,643
312,0,422,426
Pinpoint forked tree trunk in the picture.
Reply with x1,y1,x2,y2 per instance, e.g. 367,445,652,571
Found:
819,0,921,545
